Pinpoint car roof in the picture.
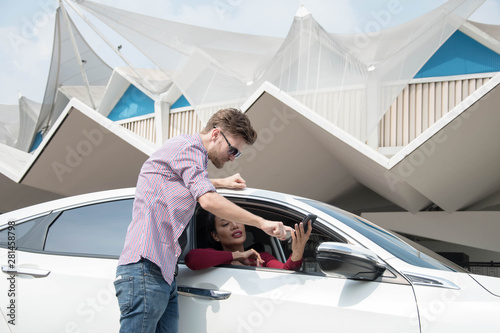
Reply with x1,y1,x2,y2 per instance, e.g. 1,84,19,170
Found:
0,187,136,224
0,187,303,225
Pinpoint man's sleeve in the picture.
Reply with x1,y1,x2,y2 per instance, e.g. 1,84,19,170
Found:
171,143,216,200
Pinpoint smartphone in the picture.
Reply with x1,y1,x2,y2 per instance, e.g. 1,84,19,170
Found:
300,213,317,233
285,214,317,243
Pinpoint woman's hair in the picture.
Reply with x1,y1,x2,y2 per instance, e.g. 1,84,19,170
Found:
196,208,223,250
201,108,257,145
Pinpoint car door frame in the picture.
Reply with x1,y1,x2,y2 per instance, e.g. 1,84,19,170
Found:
176,193,420,333
0,193,136,333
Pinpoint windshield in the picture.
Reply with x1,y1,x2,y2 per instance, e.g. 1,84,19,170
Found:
299,199,456,272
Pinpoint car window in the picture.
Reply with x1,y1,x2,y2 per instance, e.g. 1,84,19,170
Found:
238,203,347,273
299,198,455,272
280,230,340,273
192,199,344,274
0,215,48,248
193,206,274,255
44,199,133,258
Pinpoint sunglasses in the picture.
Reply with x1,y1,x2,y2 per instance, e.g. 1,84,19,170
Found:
214,126,241,159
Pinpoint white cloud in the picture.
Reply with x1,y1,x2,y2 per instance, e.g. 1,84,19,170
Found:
0,20,53,103
90,0,176,20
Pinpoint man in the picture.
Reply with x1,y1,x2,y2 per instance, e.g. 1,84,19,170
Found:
114,108,289,333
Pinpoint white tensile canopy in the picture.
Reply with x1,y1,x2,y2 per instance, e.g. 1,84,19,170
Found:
79,0,484,141
0,103,20,148
35,5,113,147
0,5,113,152
0,0,486,150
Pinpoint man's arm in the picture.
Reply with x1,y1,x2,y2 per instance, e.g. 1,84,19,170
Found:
198,191,289,240
210,173,246,189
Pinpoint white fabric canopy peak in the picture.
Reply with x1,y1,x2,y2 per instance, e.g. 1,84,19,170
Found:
16,6,113,152
79,0,484,141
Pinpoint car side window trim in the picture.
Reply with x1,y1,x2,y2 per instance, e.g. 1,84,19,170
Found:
189,196,351,276
42,199,134,257
0,212,60,252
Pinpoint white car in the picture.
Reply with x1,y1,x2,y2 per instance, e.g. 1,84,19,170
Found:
0,187,499,332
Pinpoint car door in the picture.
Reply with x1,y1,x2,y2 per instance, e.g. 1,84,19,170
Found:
0,198,133,333
177,265,419,332
176,199,420,333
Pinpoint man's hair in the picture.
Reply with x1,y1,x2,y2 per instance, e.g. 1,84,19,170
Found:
201,108,257,145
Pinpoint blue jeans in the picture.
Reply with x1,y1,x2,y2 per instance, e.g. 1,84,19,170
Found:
114,259,179,333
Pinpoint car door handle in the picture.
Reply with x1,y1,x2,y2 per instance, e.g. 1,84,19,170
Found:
2,266,51,278
177,286,231,300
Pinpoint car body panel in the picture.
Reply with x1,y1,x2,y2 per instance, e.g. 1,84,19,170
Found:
0,187,499,332
0,250,120,332
411,273,500,332
469,273,500,297
178,265,419,332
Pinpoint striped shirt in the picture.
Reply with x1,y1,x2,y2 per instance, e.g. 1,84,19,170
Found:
118,134,216,284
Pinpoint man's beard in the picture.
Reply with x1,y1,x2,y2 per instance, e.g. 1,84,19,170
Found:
208,148,227,169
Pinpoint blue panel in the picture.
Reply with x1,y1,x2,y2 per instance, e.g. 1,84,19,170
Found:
171,95,190,109
415,31,500,78
107,85,154,121
29,131,43,152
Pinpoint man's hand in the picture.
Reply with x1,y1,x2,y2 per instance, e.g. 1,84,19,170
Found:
224,173,247,189
210,173,247,189
260,220,293,240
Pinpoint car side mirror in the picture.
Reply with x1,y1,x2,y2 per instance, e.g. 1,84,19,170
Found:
316,242,386,281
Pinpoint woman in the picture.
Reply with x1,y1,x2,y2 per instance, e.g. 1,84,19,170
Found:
185,210,312,270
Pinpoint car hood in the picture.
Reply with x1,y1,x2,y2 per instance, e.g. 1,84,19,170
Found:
470,274,500,297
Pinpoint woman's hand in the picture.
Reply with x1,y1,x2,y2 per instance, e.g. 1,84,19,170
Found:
290,219,312,261
232,249,264,266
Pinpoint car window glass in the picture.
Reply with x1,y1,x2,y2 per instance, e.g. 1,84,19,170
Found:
44,199,133,257
238,204,346,273
299,198,453,271
280,230,337,273
193,200,344,274
0,216,45,247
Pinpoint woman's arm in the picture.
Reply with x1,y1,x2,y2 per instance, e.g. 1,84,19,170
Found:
259,220,312,271
185,248,233,270
185,248,264,269
259,252,302,271
290,220,312,261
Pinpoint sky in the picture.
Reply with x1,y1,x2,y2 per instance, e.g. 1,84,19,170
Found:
0,0,499,106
